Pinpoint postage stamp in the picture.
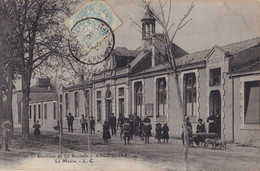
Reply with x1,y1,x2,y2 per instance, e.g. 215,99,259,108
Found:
65,0,121,53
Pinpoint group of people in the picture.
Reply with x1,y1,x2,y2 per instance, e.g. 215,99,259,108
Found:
66,113,95,134
155,123,170,143
79,114,95,134
181,110,221,146
102,113,170,145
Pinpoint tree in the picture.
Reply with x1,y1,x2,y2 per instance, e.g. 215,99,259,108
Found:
0,0,19,130
0,0,78,138
134,0,194,170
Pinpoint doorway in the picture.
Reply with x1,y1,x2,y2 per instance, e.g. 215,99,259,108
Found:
209,90,221,137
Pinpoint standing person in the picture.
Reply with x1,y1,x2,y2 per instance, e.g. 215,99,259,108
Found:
155,123,162,143
207,112,215,133
128,114,134,140
138,119,144,141
67,113,74,133
196,118,206,133
1,121,12,151
109,113,116,136
33,120,41,140
90,116,95,134
215,109,221,138
181,116,193,146
102,121,111,144
117,114,124,140
80,115,87,133
133,113,139,136
122,118,131,145
143,117,152,143
162,123,169,143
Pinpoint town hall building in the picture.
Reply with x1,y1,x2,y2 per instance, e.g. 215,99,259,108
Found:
13,10,260,145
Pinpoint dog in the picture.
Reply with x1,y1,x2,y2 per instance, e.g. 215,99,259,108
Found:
204,138,217,149
193,133,218,147
215,139,228,149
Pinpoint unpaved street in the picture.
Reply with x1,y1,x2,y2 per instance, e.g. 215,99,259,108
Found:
0,129,260,171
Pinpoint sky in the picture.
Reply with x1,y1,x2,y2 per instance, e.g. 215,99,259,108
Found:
15,0,260,90
104,0,259,53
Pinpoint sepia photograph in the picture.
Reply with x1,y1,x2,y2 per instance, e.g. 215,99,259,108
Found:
0,0,259,170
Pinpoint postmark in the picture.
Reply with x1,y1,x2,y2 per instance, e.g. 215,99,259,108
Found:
65,1,121,65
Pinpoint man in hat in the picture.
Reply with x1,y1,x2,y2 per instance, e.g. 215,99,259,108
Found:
109,113,117,136
90,116,95,134
67,113,74,132
215,109,221,138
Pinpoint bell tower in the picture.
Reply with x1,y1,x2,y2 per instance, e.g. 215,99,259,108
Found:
141,9,156,51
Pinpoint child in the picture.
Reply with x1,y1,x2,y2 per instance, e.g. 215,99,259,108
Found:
53,124,60,144
143,117,152,143
2,121,12,151
162,123,169,143
122,118,131,145
155,123,162,143
33,120,41,140
102,120,111,144
196,118,206,133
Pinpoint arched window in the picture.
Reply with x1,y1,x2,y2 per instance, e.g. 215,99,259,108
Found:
184,73,196,116
106,89,112,120
134,82,143,117
157,78,166,117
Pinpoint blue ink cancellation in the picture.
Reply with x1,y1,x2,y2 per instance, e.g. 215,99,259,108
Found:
65,1,121,52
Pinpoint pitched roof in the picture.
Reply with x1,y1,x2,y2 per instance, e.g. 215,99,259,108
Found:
29,93,57,103
177,37,260,67
153,33,188,58
113,47,140,57
130,49,152,69
230,61,260,75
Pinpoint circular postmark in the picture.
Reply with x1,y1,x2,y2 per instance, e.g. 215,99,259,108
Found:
68,17,115,65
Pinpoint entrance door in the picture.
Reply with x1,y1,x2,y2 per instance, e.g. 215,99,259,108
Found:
106,100,112,120
209,90,221,137
106,89,112,120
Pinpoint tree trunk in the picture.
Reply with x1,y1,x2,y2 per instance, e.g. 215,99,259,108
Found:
0,63,4,132
7,68,14,131
21,72,31,138
173,73,189,171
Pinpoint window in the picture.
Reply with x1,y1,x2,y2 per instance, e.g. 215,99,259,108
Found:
65,93,69,117
105,89,112,120
18,102,22,124
33,105,36,122
134,82,143,117
29,105,32,119
74,92,79,117
38,104,41,119
156,78,166,117
210,68,221,86
44,104,47,120
53,102,56,120
97,101,101,121
85,90,90,116
244,81,260,124
59,94,62,103
184,73,196,116
96,91,102,121
118,88,125,116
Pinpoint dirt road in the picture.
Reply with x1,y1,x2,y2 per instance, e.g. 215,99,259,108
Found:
0,129,259,171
